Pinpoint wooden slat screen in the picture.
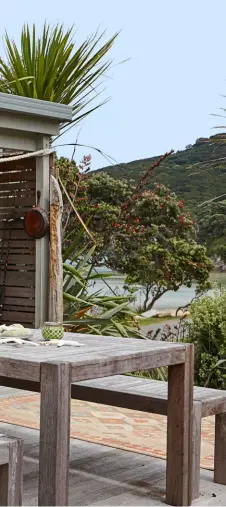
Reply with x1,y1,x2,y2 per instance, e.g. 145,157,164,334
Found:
0,158,36,327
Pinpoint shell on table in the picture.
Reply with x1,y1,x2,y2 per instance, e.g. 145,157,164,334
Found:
0,324,32,338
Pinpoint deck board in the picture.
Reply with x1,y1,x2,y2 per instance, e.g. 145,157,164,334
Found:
0,420,223,506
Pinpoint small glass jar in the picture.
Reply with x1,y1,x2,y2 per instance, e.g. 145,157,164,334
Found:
42,322,64,341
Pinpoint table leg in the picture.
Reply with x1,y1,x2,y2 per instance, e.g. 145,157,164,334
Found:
38,362,71,506
214,412,226,484
166,344,194,506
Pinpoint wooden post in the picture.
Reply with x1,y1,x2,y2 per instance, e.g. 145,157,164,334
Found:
0,436,23,506
49,175,64,322
214,412,226,484
35,135,50,328
39,362,71,506
166,344,194,506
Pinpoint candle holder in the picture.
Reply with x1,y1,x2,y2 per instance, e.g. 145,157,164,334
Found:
42,322,64,341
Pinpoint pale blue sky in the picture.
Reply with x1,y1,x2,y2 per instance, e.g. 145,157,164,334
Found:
1,0,226,168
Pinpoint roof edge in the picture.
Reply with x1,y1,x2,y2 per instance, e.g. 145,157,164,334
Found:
0,93,73,122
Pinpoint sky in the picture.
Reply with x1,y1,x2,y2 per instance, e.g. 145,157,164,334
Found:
0,0,226,169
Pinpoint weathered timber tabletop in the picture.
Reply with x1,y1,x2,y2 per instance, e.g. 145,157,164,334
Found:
0,331,194,507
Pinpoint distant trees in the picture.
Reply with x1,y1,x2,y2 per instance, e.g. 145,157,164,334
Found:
197,201,226,262
97,135,226,216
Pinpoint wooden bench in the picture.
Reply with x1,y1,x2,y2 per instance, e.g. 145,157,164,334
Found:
72,375,226,501
0,434,23,506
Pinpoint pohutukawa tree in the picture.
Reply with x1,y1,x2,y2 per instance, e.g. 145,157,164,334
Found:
106,184,212,311
60,157,212,312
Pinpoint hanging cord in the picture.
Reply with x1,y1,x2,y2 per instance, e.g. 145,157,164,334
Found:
0,148,54,164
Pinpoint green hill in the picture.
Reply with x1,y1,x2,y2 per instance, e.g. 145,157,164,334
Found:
97,134,226,212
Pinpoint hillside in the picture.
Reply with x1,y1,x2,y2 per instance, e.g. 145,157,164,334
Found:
97,135,226,212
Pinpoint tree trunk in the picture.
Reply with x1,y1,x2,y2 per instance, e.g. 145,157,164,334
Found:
143,286,151,312
49,175,64,322
144,288,169,313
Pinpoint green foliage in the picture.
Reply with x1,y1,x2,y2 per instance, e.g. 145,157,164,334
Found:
187,289,226,389
60,159,135,253
197,200,226,260
59,155,212,312
63,238,145,338
105,184,212,311
97,135,226,214
127,368,168,382
0,23,118,130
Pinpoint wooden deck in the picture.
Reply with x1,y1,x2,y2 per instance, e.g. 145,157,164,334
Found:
0,419,225,506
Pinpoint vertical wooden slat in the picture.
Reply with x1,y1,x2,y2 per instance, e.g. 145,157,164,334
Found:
0,159,36,326
39,362,71,506
214,412,226,484
166,344,194,506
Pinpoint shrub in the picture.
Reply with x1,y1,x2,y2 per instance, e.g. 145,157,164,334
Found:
187,288,226,388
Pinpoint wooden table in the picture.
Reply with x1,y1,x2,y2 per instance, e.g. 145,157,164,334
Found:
0,331,194,506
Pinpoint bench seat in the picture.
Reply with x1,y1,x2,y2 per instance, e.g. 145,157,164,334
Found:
72,375,226,417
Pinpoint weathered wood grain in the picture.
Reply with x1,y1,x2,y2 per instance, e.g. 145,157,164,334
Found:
0,181,35,192
0,332,187,380
4,287,35,298
214,412,226,485
0,223,25,233
0,359,40,382
39,362,71,506
0,266,35,272
0,158,36,172
0,159,36,327
166,343,194,506
3,298,35,307
0,210,30,219
70,347,186,382
0,254,35,265
3,306,35,315
71,382,167,415
192,402,202,500
0,422,224,507
0,311,35,324
0,271,35,286
49,175,63,322
0,170,35,184
0,195,35,208
0,239,35,249
0,435,23,506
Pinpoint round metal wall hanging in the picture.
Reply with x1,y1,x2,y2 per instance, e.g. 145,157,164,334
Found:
24,190,49,239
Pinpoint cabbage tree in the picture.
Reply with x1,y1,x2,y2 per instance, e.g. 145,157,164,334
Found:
0,24,118,133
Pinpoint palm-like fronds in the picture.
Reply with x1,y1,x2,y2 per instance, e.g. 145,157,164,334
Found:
0,24,118,131
63,239,145,338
